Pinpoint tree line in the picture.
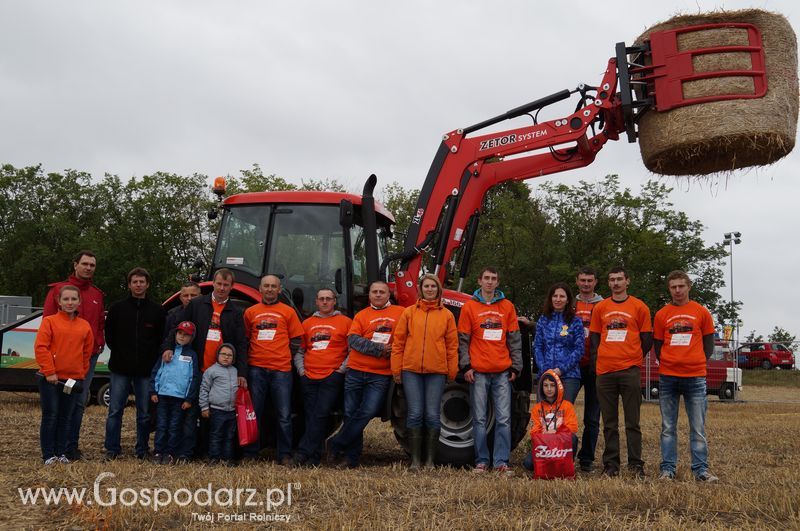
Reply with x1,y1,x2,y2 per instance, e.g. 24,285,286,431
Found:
1,162,742,332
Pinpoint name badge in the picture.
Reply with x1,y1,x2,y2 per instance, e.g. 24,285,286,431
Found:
206,329,221,342
312,340,330,351
670,333,692,346
372,332,391,344
606,329,627,342
179,355,192,363
258,329,276,341
482,329,502,341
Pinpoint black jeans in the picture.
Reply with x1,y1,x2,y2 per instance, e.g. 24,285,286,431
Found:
596,365,643,469
577,365,601,465
208,409,237,460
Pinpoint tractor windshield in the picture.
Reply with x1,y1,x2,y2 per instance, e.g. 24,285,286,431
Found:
213,201,391,316
266,205,346,317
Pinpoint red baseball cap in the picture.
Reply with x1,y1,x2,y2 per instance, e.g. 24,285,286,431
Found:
176,321,196,336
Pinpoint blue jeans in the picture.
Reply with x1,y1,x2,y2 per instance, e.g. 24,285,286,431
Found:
659,375,709,476
208,409,237,460
329,369,390,466
38,376,81,460
470,371,512,467
66,353,99,454
245,366,293,459
523,433,579,470
297,371,344,464
154,395,186,456
576,365,601,466
104,372,151,456
402,371,446,429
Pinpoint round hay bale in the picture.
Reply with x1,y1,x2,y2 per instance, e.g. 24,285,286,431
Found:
635,9,799,176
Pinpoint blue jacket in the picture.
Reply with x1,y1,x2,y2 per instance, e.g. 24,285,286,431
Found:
534,312,584,380
149,344,200,401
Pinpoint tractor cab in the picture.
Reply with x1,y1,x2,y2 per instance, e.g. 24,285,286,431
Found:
211,190,394,317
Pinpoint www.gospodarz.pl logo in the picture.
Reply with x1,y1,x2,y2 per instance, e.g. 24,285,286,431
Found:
18,472,299,514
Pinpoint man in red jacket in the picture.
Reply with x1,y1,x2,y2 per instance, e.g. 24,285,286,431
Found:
42,250,105,461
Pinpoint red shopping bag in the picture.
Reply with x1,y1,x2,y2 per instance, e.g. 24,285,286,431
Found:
236,387,260,447
531,432,575,480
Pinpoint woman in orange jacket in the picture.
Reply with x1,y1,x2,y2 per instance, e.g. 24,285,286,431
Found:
391,274,458,469
34,285,94,465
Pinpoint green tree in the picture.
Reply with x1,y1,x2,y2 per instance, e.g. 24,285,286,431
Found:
537,175,728,314
768,326,796,345
744,330,764,343
379,182,420,256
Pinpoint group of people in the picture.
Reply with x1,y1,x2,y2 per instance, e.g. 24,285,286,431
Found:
33,250,718,481
524,266,718,482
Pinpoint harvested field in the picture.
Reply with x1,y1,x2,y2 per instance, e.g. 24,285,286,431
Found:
1,389,799,530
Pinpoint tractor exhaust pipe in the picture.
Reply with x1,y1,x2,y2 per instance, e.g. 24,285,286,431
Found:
361,174,380,284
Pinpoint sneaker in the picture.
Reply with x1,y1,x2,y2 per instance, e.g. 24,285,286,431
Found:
103,452,119,462
58,455,71,464
174,457,190,465
658,470,676,481
152,453,163,464
695,471,719,483
161,454,174,465
135,451,150,461
602,466,619,478
279,456,295,467
44,456,59,466
495,464,515,477
579,461,594,473
472,463,489,474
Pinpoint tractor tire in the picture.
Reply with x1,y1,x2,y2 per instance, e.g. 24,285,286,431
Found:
390,381,530,467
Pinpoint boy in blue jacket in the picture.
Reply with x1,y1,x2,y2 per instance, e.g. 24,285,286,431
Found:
150,321,200,464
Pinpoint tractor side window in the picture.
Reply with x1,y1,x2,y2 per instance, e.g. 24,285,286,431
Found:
214,206,268,278
350,225,368,298
267,205,346,317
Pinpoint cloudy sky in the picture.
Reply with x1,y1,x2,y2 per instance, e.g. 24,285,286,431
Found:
1,0,798,343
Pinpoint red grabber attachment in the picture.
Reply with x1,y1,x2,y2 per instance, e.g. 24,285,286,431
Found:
625,23,767,112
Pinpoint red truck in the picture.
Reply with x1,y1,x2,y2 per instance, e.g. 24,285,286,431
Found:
641,342,742,401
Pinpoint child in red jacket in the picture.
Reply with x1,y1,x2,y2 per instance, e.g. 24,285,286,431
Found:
35,285,94,465
523,370,578,471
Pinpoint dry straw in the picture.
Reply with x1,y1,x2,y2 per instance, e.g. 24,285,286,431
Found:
635,9,798,176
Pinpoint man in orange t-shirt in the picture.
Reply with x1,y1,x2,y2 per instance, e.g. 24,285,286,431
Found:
243,274,304,465
653,270,718,482
327,281,404,468
293,288,352,466
457,266,522,475
589,266,652,477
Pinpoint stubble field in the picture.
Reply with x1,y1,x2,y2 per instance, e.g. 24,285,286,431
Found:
1,385,799,530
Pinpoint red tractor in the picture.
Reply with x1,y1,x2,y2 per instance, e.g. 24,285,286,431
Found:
168,27,763,464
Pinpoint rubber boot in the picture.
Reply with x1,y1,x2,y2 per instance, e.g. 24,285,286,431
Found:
408,428,423,471
424,428,440,469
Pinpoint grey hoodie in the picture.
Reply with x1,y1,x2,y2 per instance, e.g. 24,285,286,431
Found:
199,361,239,412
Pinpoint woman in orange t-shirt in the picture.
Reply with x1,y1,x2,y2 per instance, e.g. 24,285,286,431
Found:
391,274,458,469
34,285,94,465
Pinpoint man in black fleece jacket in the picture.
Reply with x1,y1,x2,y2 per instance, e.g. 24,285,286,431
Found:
103,267,166,459
159,268,248,459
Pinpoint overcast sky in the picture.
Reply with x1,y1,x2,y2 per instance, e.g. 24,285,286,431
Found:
1,0,798,342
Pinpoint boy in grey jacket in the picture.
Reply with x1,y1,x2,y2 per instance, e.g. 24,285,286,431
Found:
199,343,239,464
